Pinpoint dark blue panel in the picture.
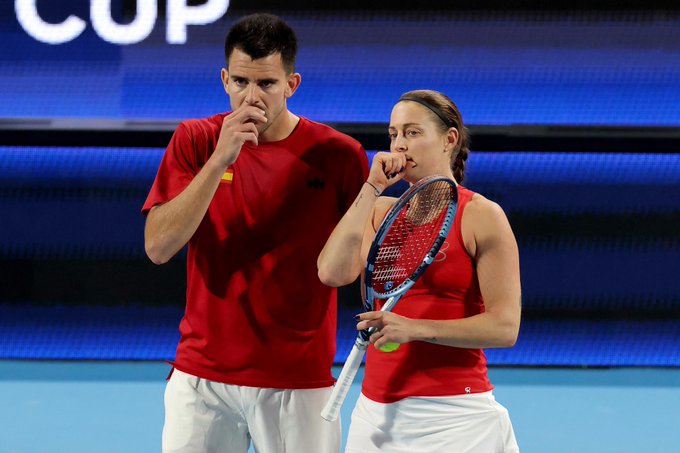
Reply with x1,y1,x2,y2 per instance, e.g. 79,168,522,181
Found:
0,304,181,361
2,146,680,304
1,11,680,125
0,146,162,258
336,312,680,367
1,304,678,366
369,151,680,214
0,146,163,189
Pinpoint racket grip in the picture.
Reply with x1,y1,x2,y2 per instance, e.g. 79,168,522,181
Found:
320,339,367,422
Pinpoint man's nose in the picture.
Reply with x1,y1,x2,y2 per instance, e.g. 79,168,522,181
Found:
244,85,260,105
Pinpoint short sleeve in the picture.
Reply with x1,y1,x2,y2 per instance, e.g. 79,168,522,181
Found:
141,122,197,215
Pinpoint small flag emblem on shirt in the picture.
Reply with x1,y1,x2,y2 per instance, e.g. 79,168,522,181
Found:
221,169,234,183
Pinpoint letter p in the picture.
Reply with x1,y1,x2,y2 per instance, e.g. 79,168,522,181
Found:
167,0,230,44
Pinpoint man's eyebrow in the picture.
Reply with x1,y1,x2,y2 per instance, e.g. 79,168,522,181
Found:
230,75,278,84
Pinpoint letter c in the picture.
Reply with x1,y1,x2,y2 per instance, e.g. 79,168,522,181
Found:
15,0,86,44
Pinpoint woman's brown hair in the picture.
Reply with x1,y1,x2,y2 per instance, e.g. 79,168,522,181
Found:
398,90,470,183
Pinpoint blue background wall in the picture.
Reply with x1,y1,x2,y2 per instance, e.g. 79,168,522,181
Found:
1,3,679,366
2,6,680,126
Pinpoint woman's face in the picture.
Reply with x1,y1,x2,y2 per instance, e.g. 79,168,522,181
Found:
388,101,457,183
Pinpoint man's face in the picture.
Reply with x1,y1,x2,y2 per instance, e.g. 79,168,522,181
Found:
222,48,299,137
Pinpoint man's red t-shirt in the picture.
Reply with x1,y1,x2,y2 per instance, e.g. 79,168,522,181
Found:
143,113,368,388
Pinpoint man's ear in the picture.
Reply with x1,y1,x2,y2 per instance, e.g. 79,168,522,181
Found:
285,72,302,98
221,68,229,94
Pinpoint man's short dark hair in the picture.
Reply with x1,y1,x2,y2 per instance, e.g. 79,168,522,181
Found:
225,13,298,73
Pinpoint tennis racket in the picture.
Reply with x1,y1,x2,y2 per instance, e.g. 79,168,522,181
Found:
320,174,458,422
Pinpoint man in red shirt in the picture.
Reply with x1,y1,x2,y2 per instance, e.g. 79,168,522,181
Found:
143,13,368,452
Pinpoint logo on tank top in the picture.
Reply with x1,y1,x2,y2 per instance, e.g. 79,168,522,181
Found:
434,241,450,262
465,387,471,394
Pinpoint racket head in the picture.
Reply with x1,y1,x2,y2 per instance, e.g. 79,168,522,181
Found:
363,175,458,310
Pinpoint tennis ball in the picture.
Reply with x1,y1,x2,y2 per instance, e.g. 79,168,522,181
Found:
379,342,401,353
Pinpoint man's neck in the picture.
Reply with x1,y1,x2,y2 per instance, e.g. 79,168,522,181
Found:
260,110,300,143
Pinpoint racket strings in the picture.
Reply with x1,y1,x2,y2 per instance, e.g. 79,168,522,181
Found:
371,182,454,290
405,182,453,225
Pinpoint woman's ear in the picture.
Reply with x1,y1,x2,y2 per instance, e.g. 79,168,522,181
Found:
445,127,459,153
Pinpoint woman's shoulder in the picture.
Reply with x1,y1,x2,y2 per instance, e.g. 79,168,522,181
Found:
463,192,513,246
465,191,505,221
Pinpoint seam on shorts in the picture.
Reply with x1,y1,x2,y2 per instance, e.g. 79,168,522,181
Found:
276,389,288,451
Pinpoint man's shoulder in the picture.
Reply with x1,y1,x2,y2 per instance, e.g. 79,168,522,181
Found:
179,112,227,134
168,113,226,155
299,116,363,151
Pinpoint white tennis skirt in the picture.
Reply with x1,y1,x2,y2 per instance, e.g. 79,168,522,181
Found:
345,391,519,453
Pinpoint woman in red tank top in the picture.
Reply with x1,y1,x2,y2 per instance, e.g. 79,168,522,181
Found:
318,90,522,452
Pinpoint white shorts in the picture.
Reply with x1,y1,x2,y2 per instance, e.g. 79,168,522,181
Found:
162,369,341,453
345,391,519,453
